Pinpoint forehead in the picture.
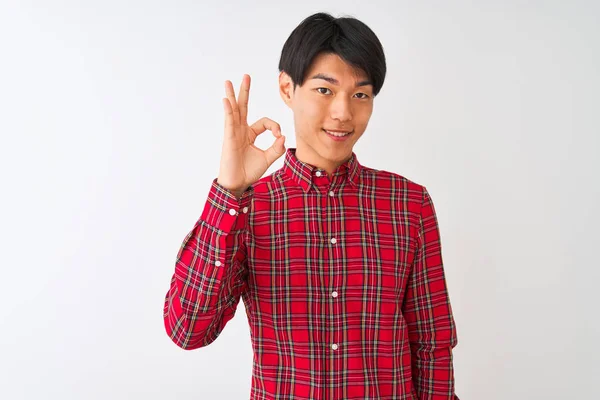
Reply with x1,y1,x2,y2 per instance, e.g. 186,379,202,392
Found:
306,52,369,82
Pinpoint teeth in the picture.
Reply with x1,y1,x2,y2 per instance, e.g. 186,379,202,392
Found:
325,130,351,137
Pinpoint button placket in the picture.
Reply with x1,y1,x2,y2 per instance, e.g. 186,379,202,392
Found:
325,183,342,360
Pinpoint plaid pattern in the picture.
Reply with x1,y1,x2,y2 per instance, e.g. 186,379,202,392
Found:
164,148,459,399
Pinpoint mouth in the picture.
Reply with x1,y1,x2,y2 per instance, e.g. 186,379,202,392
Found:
323,129,353,141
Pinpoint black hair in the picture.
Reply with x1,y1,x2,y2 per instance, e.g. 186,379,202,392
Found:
278,12,387,96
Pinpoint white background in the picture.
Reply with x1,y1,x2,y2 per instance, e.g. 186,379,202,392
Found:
1,1,598,399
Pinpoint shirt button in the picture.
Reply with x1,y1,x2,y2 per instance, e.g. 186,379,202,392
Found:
331,343,338,350
315,171,322,177
330,238,337,244
331,291,338,298
215,260,222,267
242,206,249,213
229,208,237,216
329,191,334,197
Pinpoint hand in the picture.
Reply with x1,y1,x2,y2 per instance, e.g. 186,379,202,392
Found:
217,74,286,196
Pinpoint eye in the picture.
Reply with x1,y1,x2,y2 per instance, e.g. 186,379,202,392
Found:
355,93,370,99
316,87,332,95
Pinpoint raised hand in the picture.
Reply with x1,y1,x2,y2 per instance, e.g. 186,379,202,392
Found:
217,74,286,198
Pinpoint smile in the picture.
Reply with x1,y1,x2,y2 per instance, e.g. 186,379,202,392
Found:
323,129,353,139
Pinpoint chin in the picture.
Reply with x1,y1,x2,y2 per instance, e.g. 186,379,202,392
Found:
322,145,353,160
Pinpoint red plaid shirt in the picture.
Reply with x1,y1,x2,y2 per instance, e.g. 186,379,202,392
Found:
164,148,459,399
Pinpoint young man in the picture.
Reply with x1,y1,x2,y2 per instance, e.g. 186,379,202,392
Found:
163,12,459,400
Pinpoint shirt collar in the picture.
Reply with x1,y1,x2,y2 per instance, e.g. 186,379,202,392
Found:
280,148,362,193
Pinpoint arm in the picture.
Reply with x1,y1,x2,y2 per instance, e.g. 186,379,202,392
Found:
163,178,253,350
402,186,459,399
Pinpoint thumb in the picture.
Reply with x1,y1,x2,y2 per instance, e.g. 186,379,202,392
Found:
264,135,286,166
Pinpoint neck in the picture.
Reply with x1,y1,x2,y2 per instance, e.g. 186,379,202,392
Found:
294,143,351,176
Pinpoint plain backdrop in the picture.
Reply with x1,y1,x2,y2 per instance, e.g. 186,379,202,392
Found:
1,1,598,399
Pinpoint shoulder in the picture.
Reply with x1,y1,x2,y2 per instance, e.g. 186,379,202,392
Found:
248,169,287,198
359,165,426,201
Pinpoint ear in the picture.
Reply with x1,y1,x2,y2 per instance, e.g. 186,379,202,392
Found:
279,71,294,107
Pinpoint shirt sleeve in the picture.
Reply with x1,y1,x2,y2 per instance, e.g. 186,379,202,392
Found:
402,186,459,399
163,178,253,350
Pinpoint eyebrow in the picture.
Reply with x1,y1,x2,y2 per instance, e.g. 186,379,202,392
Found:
309,73,372,88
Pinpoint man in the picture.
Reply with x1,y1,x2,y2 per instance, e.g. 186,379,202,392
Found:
163,12,459,400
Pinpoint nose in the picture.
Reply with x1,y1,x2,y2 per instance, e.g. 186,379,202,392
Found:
329,95,353,123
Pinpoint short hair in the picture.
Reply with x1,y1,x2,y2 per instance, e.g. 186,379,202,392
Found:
278,12,387,97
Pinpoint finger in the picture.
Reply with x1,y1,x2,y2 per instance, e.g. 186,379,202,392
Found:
224,80,240,127
264,135,286,166
223,98,235,138
237,74,250,126
249,117,282,143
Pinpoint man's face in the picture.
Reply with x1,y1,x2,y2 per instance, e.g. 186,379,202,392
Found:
279,52,374,170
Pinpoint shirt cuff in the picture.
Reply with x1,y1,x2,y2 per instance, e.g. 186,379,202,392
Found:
200,178,254,232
